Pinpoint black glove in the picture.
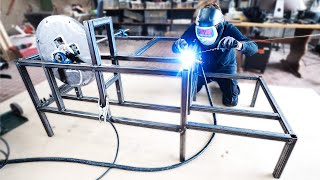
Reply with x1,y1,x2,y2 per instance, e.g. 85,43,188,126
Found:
218,36,241,52
174,38,188,52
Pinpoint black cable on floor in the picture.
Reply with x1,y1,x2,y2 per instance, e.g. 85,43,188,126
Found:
0,66,217,178
96,119,120,180
1,118,216,175
0,130,216,172
0,150,9,168
1,128,216,169
0,136,10,169
1,114,216,174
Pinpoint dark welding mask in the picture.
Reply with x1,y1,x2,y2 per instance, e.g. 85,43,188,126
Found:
195,7,225,46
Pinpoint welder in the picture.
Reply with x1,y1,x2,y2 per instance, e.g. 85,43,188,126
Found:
172,3,258,107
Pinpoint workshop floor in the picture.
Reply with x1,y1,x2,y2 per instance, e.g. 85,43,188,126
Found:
0,41,319,103
1,72,320,179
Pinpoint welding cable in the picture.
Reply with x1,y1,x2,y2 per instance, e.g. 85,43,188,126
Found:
0,137,10,169
1,121,216,173
0,112,216,175
0,128,216,172
199,33,320,54
0,150,9,169
96,119,120,180
0,70,217,177
253,33,320,43
0,89,217,173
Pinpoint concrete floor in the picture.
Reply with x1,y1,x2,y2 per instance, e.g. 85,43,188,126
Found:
0,40,319,103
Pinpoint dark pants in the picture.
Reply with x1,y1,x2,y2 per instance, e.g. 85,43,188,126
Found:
197,74,240,106
283,28,313,77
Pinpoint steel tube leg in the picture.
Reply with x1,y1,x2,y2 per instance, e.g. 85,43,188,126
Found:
113,60,124,104
84,20,108,107
44,68,65,111
250,80,260,107
180,70,189,161
193,65,201,102
193,74,198,101
187,68,193,115
106,20,124,104
273,137,297,178
95,72,107,106
75,86,83,98
16,64,54,137
37,112,54,137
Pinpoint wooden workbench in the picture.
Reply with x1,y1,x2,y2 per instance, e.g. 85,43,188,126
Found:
232,21,320,77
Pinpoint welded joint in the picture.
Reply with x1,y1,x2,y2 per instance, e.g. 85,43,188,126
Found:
288,134,298,141
38,95,53,108
290,134,297,139
288,138,297,144
91,17,112,28
179,127,187,133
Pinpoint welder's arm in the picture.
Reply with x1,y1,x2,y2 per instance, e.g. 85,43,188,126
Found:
172,24,197,53
224,23,258,56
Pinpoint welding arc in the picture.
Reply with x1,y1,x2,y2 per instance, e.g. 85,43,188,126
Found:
0,75,217,176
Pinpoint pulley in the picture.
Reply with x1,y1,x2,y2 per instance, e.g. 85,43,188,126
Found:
36,15,94,86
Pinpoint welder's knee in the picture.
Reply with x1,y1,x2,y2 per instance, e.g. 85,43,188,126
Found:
222,92,239,107
217,79,240,107
197,78,204,93
196,77,214,93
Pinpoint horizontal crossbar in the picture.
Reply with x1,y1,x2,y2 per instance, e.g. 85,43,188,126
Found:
39,107,291,142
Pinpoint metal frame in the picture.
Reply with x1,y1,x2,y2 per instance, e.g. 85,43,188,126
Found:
15,17,297,179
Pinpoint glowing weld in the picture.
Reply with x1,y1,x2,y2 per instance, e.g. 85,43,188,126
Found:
179,50,197,70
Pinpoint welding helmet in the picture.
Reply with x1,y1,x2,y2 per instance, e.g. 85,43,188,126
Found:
195,6,225,46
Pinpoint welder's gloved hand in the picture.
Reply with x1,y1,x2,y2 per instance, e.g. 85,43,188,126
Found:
174,38,188,53
218,36,242,52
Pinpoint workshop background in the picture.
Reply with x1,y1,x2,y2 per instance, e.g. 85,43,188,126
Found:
0,0,320,180
1,0,320,102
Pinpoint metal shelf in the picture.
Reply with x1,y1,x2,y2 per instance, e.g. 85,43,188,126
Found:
105,6,195,35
